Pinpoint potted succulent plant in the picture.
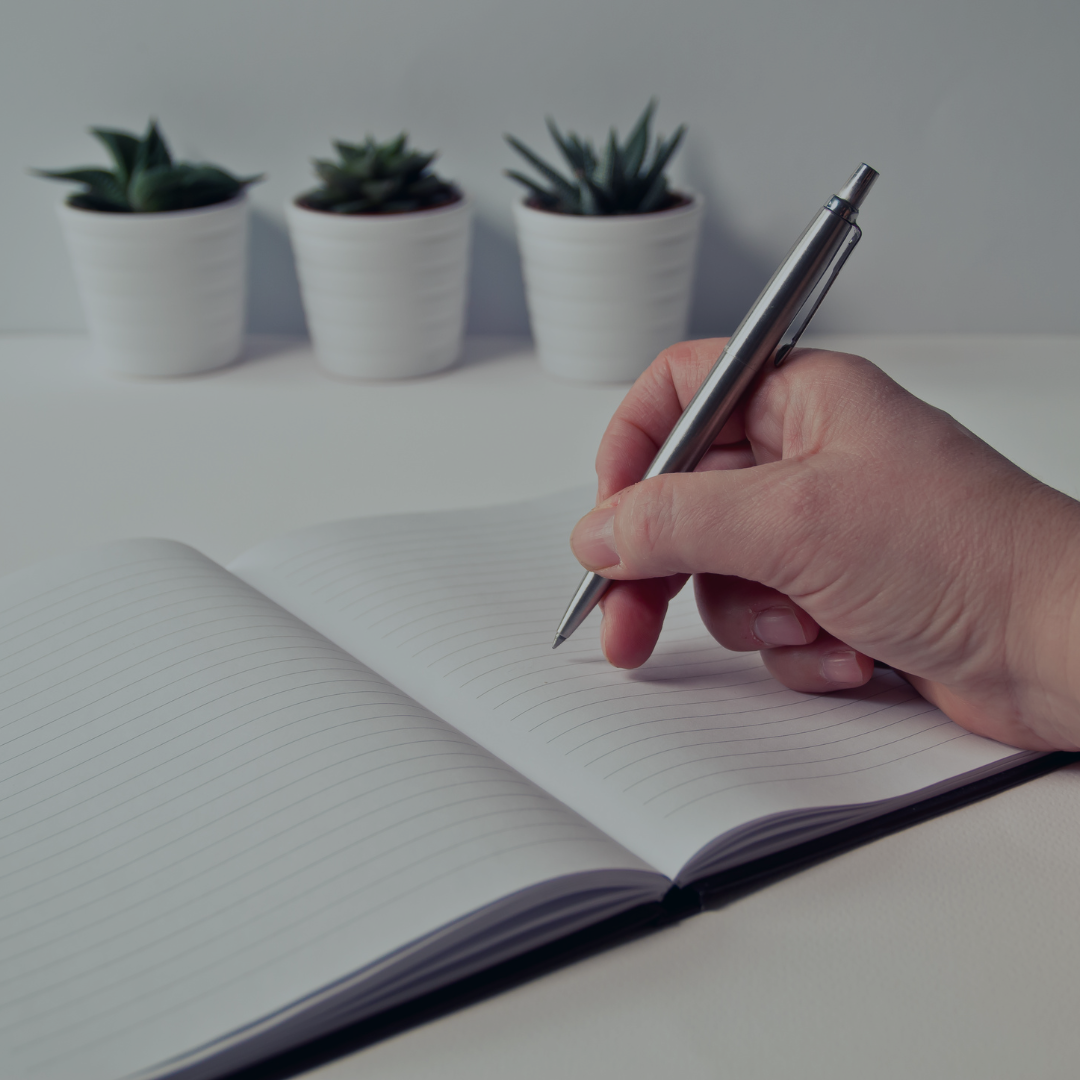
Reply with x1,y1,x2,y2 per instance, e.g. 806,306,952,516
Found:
34,121,262,377
506,100,702,383
286,134,470,379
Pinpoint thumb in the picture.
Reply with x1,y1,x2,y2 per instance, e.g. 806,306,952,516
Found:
570,464,827,591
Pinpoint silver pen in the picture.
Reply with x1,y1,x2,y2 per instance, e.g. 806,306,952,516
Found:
553,163,879,649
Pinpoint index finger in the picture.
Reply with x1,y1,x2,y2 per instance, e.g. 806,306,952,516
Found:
596,338,739,501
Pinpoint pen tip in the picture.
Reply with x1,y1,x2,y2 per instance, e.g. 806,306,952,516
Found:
551,634,566,650
837,164,878,210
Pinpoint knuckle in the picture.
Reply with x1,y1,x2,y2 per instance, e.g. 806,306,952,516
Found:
654,339,697,371
780,350,880,414
756,465,833,581
657,338,730,396
774,468,829,539
619,476,683,573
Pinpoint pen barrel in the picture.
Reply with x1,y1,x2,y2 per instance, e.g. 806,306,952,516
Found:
554,168,876,647
644,204,856,480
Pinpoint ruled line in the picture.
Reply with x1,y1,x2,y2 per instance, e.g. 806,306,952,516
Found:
231,488,1023,873
1,536,641,1078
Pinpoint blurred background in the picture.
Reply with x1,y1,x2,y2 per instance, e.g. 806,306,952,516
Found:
2,0,1077,341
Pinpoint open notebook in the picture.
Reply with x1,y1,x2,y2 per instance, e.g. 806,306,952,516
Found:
0,488,1039,1080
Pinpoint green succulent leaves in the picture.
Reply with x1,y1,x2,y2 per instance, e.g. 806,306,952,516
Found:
505,99,686,216
298,134,460,214
33,120,262,213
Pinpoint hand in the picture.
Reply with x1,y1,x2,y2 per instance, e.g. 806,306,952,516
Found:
570,339,1080,752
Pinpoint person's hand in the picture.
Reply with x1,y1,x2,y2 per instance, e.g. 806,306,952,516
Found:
569,339,1080,752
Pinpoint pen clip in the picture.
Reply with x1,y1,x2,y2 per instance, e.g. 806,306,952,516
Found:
773,222,862,367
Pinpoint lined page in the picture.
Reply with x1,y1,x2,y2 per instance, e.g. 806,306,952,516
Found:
0,539,656,1080
232,489,1029,880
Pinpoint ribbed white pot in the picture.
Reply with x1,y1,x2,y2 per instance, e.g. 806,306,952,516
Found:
286,195,471,380
513,194,703,383
57,195,248,377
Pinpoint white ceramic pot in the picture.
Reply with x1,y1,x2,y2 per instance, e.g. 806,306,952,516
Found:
286,195,471,380
513,194,703,383
58,195,248,377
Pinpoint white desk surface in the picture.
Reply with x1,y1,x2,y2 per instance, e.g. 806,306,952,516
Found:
3,333,1079,1080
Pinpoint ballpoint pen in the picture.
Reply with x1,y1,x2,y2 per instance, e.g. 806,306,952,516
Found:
552,162,879,649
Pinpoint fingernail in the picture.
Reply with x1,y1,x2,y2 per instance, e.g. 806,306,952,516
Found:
753,607,809,646
571,506,618,570
821,649,863,685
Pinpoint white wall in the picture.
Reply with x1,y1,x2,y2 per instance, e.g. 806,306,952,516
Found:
1,0,1077,338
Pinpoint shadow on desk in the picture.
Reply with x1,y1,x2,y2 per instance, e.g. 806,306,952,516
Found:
238,336,311,366
231,334,533,376
224,751,1079,1080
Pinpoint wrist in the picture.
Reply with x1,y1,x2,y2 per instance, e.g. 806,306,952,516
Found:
1004,483,1080,750
907,475,1080,753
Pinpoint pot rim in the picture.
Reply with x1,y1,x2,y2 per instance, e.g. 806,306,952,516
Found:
514,189,700,222
289,189,470,219
56,191,248,221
